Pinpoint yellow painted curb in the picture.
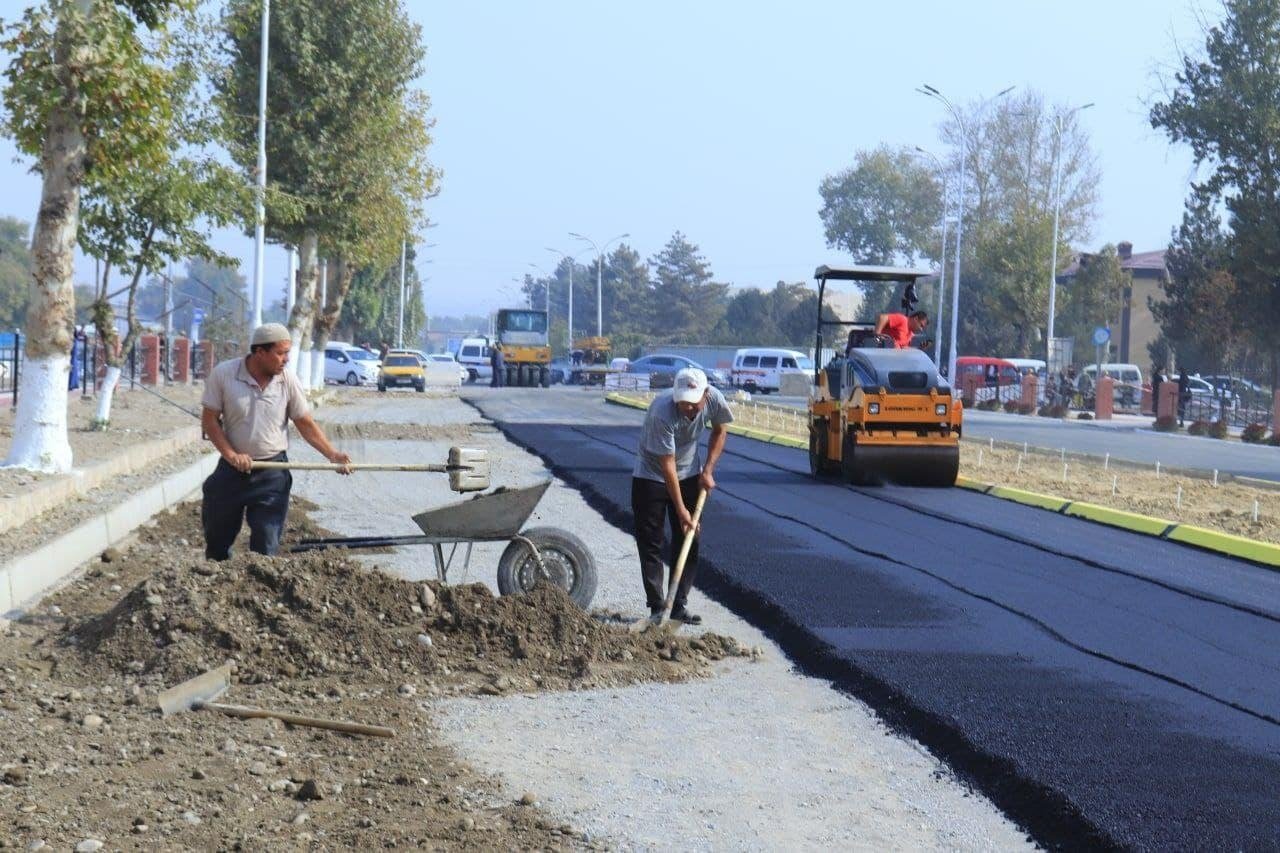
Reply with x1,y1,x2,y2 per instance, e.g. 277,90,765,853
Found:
987,485,1071,512
1064,502,1172,537
604,393,650,411
1167,525,1280,567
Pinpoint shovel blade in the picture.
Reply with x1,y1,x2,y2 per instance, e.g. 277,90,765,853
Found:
157,663,233,717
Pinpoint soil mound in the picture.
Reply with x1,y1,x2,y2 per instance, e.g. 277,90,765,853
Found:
61,502,750,694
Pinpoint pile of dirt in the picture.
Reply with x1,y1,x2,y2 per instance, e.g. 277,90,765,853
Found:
321,420,476,442
56,500,751,696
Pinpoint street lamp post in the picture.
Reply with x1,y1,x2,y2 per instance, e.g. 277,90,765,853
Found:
917,84,1013,386
546,246,593,352
915,147,953,367
250,0,270,329
569,231,630,338
1047,102,1094,367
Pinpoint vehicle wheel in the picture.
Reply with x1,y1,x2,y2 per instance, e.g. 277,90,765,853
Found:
520,365,532,386
505,366,517,387
841,432,862,484
539,367,550,388
415,381,425,393
809,421,832,477
497,527,598,610
467,369,478,384
345,371,359,386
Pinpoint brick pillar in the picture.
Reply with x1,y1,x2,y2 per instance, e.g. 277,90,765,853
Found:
961,374,980,406
1274,390,1280,433
1158,383,1179,419
1141,384,1153,415
1095,375,1114,420
139,334,159,385
1020,373,1038,411
173,338,191,383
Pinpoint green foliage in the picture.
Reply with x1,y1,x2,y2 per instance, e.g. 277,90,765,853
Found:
819,145,942,265
0,217,32,329
712,282,818,347
1150,0,1280,371
1187,419,1210,436
1056,244,1128,359
648,232,727,341
967,211,1056,357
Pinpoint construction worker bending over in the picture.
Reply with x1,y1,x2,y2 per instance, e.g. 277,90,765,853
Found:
200,323,352,561
874,310,930,349
631,368,733,625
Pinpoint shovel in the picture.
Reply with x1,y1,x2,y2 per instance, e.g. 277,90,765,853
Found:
630,489,708,633
250,446,490,492
157,664,395,738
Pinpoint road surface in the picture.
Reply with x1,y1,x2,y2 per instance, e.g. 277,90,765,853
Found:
465,386,1280,850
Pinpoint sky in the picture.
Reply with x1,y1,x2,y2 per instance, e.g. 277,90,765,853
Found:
0,0,1212,324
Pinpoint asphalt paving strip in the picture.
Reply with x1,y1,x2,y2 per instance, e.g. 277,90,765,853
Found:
464,393,1280,849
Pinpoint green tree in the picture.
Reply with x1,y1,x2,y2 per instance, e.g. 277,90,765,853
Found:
0,217,32,330
1150,0,1280,383
648,232,726,341
1056,244,1128,364
819,145,942,266
2,0,186,470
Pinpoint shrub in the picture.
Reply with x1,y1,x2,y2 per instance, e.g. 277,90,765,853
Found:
1208,420,1229,440
977,398,1001,411
1003,399,1022,414
1077,412,1094,421
1152,415,1178,432
1242,423,1268,444
1038,403,1068,418
961,394,976,409
1187,419,1210,436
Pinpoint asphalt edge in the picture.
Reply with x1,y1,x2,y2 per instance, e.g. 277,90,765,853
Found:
480,393,1110,850
605,392,1280,570
0,451,219,621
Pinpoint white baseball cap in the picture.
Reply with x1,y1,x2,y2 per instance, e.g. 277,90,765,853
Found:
672,367,709,403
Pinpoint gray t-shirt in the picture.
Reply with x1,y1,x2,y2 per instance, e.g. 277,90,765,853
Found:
632,387,734,482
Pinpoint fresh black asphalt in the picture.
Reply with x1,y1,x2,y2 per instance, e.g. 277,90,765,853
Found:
467,389,1280,850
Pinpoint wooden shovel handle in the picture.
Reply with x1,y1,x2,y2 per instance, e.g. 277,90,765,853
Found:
663,489,708,610
201,701,395,738
250,461,449,473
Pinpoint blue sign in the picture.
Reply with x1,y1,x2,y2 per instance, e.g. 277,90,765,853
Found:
1091,326,1111,347
192,309,205,324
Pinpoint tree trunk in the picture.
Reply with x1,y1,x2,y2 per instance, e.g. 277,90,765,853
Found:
3,18,86,472
288,231,320,390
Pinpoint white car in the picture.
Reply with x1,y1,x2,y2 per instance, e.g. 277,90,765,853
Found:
324,343,380,385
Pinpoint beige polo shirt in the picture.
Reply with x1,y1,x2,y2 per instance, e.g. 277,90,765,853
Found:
201,357,310,459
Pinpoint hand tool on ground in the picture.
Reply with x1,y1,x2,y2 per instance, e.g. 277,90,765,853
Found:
250,446,490,491
158,664,395,738
631,488,708,633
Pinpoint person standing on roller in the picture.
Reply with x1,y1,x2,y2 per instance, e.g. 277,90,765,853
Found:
200,323,352,561
631,367,733,624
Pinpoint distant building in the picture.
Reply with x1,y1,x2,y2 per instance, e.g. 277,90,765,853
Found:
1057,241,1168,368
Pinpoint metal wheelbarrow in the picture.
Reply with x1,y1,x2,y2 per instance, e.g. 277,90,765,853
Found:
290,479,598,609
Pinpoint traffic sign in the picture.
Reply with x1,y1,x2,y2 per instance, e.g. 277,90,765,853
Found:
1091,326,1110,347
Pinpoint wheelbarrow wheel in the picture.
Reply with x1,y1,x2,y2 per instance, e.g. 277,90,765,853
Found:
496,526,597,610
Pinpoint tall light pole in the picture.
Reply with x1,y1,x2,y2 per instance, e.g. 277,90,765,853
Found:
250,0,270,329
915,146,953,367
396,240,406,348
546,246,592,351
569,231,630,337
917,84,1013,386
1047,102,1094,367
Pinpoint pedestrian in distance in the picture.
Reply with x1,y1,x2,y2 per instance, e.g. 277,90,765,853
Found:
631,367,733,625
199,323,352,561
874,310,930,349
1151,365,1166,417
490,344,505,387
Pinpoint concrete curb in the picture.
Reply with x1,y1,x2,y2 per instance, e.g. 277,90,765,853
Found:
0,425,202,537
604,392,808,450
956,476,1280,569
606,393,1280,568
0,451,219,619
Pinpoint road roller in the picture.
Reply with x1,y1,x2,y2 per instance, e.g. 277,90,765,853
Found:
807,264,962,486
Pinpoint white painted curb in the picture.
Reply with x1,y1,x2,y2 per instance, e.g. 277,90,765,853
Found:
0,451,219,620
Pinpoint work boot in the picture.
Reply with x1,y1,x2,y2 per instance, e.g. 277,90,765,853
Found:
669,607,702,625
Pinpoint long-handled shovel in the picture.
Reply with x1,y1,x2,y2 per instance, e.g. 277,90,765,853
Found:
630,489,708,633
158,664,395,738
249,446,491,492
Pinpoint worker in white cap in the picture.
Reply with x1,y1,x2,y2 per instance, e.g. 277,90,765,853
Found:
631,366,734,624
199,323,351,560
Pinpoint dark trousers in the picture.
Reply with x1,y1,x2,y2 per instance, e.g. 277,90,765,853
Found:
201,452,292,560
632,475,701,611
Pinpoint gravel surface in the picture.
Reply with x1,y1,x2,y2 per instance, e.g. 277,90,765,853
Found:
294,393,1031,850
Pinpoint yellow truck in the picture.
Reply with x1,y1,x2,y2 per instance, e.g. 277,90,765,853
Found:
495,308,551,387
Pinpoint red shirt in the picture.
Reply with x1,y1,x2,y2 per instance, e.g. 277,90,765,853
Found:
882,314,913,348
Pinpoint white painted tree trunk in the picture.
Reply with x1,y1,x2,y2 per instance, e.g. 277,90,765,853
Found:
94,365,122,426
293,348,311,388
3,14,86,473
311,348,325,390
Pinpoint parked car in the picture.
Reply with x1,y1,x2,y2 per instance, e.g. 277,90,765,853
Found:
730,348,813,394
324,342,380,386
1202,374,1266,404
626,354,729,389
377,353,426,392
455,337,493,383
388,349,465,386
1077,363,1146,409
